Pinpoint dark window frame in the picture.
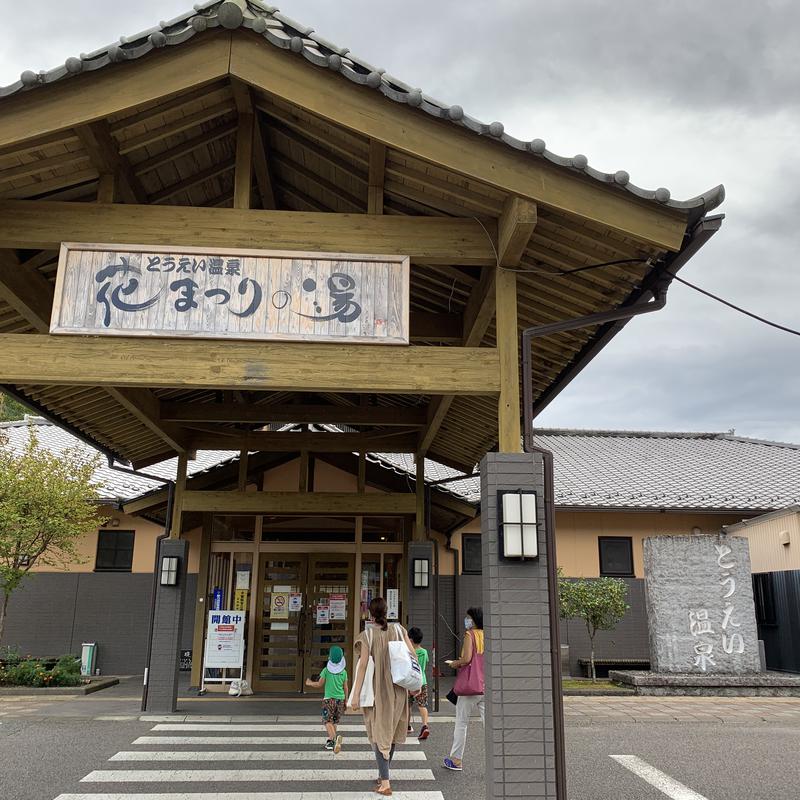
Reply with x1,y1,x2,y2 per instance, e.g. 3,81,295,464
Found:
462,533,482,575
95,529,135,573
598,536,634,577
753,572,778,627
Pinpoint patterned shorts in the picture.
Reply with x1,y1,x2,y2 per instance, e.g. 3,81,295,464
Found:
322,697,345,725
409,684,428,709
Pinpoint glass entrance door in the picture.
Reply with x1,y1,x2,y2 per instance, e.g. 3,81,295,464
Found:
254,553,355,693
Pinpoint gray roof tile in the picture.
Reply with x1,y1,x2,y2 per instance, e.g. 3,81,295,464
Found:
0,1,724,216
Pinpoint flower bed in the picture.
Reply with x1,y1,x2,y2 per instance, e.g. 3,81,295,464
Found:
0,651,85,688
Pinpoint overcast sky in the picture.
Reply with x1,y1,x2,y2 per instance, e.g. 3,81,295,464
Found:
2,1,799,442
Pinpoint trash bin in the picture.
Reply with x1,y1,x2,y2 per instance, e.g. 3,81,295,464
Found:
81,642,97,677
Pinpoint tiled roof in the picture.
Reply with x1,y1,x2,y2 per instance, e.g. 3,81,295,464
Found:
0,416,239,505
0,0,724,216
373,429,800,512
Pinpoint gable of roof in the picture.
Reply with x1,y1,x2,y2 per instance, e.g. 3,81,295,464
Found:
0,0,723,218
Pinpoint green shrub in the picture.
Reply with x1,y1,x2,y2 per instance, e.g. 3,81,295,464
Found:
0,654,83,687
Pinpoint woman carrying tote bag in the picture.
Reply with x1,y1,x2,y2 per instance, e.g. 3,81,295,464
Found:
349,596,419,797
443,606,485,772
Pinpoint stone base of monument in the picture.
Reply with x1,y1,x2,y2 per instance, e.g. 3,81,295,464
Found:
609,670,800,697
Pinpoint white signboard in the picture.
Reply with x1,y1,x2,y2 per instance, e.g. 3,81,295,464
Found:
270,592,289,620
51,243,410,345
329,593,347,621
205,610,245,669
289,593,303,612
387,588,399,621
316,604,331,625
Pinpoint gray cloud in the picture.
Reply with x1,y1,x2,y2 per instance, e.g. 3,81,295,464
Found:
1,1,798,442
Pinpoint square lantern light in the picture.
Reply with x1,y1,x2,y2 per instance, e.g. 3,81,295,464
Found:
412,558,430,588
499,490,539,560
160,555,180,586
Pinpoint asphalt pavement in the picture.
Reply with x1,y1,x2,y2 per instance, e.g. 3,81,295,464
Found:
3,682,800,799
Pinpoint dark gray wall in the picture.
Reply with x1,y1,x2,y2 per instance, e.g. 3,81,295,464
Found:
1,572,197,676
757,570,800,673
452,573,648,676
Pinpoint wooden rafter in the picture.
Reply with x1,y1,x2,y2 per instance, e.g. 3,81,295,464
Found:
185,430,419,453
0,201,498,264
74,121,148,204
0,250,54,332
368,139,386,215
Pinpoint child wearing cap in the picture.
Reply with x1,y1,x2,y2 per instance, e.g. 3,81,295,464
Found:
407,627,431,739
305,645,349,752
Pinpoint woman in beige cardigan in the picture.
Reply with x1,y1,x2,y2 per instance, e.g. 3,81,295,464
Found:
349,596,419,797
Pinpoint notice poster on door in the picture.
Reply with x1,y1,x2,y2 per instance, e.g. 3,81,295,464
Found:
205,611,245,669
386,588,399,620
233,589,249,611
271,592,289,620
289,593,303,612
329,593,347,621
316,604,331,625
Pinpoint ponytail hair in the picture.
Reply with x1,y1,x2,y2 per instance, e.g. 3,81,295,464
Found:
370,596,389,631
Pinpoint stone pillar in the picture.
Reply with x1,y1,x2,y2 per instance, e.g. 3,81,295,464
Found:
145,537,189,712
481,452,561,800
644,534,761,674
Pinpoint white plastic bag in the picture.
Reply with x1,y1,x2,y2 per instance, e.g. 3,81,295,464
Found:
388,623,423,692
228,678,253,697
348,626,375,708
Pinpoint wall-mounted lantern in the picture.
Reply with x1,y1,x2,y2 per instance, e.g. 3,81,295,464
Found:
160,555,180,586
412,558,430,588
499,490,539,560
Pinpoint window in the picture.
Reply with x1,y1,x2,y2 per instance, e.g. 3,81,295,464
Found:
598,537,634,577
462,534,482,574
753,572,777,626
95,530,135,572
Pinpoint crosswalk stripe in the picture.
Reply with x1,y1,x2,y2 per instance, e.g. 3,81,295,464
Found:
57,793,445,800
151,724,368,732
132,736,420,746
81,768,436,783
110,751,426,762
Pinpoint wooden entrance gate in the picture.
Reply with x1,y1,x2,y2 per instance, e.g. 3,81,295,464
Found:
254,553,354,693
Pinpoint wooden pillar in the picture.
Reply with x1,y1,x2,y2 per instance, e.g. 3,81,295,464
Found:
413,452,426,541
96,173,116,203
169,452,188,538
233,109,254,210
299,450,310,492
190,513,212,687
496,267,522,452
237,449,249,490
245,514,262,686
352,452,366,643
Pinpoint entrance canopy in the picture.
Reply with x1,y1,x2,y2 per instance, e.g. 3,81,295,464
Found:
0,0,724,471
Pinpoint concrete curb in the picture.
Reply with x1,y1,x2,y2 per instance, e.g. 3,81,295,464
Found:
0,677,119,696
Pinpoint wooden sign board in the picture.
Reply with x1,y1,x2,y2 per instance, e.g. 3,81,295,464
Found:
50,243,410,345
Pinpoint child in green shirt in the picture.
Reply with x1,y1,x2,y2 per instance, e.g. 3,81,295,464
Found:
407,627,430,739
306,645,349,752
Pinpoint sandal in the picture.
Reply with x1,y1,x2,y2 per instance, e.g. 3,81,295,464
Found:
376,787,393,796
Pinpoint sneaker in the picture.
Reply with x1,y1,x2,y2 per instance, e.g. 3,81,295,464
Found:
324,739,334,751
333,733,343,754
443,757,462,771
418,725,430,740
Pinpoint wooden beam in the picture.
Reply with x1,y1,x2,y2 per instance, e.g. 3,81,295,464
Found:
497,196,537,266
182,490,417,515
105,387,189,455
496,267,521,452
231,36,686,251
368,140,386,215
185,430,419,454
0,335,500,395
233,108,254,210
433,491,478,519
0,251,54,332
0,201,497,265
160,401,427,426
169,452,188,538
74,121,148,204
0,34,232,151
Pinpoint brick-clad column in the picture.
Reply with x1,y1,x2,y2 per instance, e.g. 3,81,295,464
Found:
407,539,435,655
145,537,189,712
481,452,561,800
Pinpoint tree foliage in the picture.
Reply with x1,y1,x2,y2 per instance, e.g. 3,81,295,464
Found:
558,573,629,681
0,393,28,422
0,425,106,642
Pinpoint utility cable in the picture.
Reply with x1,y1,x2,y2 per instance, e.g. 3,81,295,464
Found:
673,275,800,338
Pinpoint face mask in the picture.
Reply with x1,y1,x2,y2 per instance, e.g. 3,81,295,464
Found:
464,617,474,630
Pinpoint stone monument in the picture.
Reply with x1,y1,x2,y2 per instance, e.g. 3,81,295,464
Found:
644,534,760,674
